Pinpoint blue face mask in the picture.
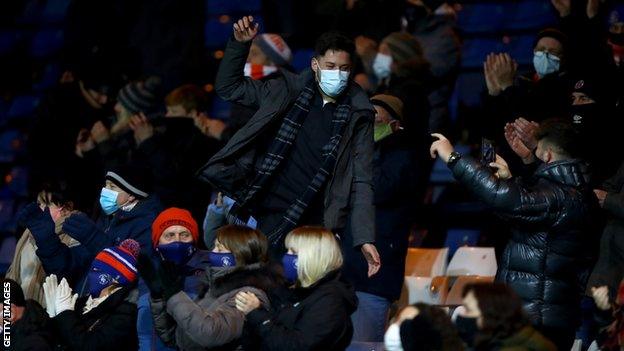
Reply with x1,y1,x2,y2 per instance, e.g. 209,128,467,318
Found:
282,254,298,284
87,270,114,298
533,51,560,78
99,188,119,215
316,62,349,97
156,242,196,265
208,252,236,267
373,52,393,80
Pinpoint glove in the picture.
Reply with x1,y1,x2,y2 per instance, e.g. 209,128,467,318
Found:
137,254,164,299
42,274,58,317
159,260,186,301
62,212,108,251
17,202,43,228
55,278,78,314
17,203,56,241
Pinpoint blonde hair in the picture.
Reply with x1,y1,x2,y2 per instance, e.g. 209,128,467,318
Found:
284,226,343,287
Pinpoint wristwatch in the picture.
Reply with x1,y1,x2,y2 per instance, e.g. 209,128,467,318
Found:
447,151,462,166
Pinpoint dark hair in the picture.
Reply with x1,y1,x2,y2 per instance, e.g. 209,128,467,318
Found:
314,31,355,61
400,303,465,351
462,283,528,349
216,225,268,266
165,84,209,114
37,180,75,210
534,118,581,158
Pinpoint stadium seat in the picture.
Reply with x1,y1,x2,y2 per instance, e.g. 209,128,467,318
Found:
405,247,448,277
30,29,64,58
33,63,61,91
444,275,495,305
461,38,505,69
508,1,557,31
507,35,536,66
292,49,315,73
41,0,72,23
402,276,449,305
447,247,497,276
234,0,262,13
444,229,481,257
7,95,40,119
457,3,508,34
205,0,237,15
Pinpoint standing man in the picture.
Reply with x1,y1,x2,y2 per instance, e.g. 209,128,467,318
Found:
198,16,380,276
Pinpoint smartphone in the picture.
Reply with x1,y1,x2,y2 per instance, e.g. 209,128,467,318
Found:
481,138,496,165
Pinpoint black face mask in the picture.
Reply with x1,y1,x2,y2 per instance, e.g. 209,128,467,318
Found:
609,32,624,46
455,316,479,347
570,103,599,126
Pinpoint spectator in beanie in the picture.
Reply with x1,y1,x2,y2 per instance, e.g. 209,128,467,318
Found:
9,182,79,307
3,278,56,351
129,84,222,223
144,225,283,350
24,165,160,294
219,33,295,142
454,283,555,351
43,239,141,351
343,94,418,343
136,207,210,351
235,226,357,351
81,76,163,171
384,302,464,351
429,120,600,350
198,16,380,273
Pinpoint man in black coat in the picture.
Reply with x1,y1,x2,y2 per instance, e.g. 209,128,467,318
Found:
198,16,380,275
430,119,601,351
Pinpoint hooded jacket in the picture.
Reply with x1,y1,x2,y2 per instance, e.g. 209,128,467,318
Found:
450,157,600,330
150,263,285,350
243,270,357,351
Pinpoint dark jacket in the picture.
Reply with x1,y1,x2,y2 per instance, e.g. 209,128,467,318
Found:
589,161,624,295
10,300,55,351
244,270,357,351
53,287,139,351
450,157,600,330
476,326,556,351
40,196,161,293
343,132,418,301
151,263,285,351
197,38,376,247
132,118,221,223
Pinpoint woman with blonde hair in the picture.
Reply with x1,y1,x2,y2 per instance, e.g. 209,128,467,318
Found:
235,226,357,350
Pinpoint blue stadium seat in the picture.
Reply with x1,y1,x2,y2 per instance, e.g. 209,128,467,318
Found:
507,35,536,66
33,63,61,91
461,38,505,68
444,229,481,257
205,17,234,48
0,130,26,163
30,29,64,58
7,166,28,197
0,31,23,56
42,0,72,23
508,1,557,31
234,0,261,12
454,72,485,108
457,3,508,34
292,49,314,73
7,95,40,119
206,0,237,15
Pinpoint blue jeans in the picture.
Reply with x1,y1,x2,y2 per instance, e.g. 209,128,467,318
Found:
350,291,391,342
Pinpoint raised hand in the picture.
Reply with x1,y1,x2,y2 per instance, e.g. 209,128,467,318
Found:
512,118,539,151
491,53,517,92
42,274,59,317
233,16,259,43
504,123,535,164
128,113,154,145
484,53,502,96
489,154,512,180
430,133,455,162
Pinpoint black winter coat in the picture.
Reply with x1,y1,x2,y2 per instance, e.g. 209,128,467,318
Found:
450,157,600,330
52,287,138,351
10,300,55,351
244,270,357,351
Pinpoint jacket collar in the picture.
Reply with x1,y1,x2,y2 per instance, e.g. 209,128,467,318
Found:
535,159,590,187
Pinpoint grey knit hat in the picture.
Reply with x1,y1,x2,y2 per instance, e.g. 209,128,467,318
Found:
117,76,162,114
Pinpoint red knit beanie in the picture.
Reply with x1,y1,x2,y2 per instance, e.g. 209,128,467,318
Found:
151,207,199,247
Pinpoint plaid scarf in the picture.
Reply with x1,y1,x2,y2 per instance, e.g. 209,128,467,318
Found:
233,82,351,245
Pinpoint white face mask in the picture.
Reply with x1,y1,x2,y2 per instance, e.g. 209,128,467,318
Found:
373,52,393,80
314,59,349,97
384,323,404,351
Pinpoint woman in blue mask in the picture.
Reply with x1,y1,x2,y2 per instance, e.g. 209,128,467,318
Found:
147,224,285,350
234,226,357,350
43,239,141,351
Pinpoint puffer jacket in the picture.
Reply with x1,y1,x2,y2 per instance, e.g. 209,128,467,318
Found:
150,263,285,350
450,157,600,330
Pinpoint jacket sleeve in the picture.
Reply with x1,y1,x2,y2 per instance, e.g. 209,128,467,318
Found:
53,306,136,350
215,38,274,108
32,227,93,284
149,297,178,347
202,204,227,249
349,114,376,247
450,156,557,224
165,290,247,348
245,291,349,351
